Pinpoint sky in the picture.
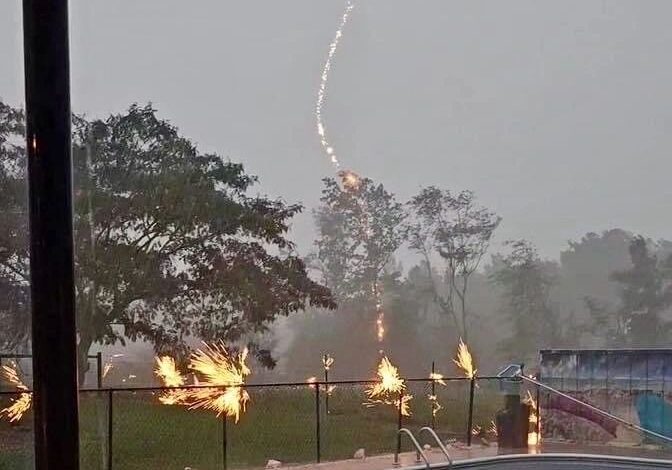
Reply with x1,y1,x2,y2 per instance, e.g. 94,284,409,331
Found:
2,0,672,261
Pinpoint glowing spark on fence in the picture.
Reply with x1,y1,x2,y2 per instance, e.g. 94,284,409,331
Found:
322,354,334,371
453,338,476,379
187,344,250,423
307,376,317,389
488,420,498,437
472,425,482,436
102,363,113,378
315,0,355,171
154,344,251,423
524,390,540,446
0,363,32,423
364,356,412,416
428,370,446,417
428,394,442,417
429,372,446,386
155,356,189,405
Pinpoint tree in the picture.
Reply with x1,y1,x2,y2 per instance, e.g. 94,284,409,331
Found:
0,101,335,377
406,187,500,341
587,236,672,347
490,240,561,362
0,102,29,352
313,174,406,302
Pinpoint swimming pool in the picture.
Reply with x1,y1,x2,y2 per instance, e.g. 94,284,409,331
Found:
395,453,672,469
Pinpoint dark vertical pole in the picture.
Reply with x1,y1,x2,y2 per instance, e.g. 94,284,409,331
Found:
466,378,475,446
222,414,228,470
23,1,78,469
605,352,610,413
535,384,541,437
431,361,436,429
323,358,329,415
396,390,404,456
661,361,666,432
107,390,113,470
315,385,321,463
96,352,103,389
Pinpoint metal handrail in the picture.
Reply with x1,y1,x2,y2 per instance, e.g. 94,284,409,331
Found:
419,427,452,467
518,373,672,445
394,428,431,469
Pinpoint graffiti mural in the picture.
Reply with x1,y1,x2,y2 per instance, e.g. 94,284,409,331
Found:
539,349,672,443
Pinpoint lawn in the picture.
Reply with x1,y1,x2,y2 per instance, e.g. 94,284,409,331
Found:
0,380,505,469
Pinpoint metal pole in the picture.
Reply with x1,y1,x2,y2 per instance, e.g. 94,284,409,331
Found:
97,352,103,389
23,0,79,468
431,361,436,430
535,383,541,437
396,390,404,456
315,385,321,463
324,361,329,415
222,413,228,470
466,377,475,446
107,390,113,470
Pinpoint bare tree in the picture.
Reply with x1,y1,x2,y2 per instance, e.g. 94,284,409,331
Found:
406,187,500,341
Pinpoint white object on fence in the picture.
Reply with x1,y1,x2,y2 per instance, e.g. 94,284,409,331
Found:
353,448,366,459
266,460,282,469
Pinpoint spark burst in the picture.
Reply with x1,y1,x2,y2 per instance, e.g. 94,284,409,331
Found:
453,338,477,380
524,390,540,446
364,356,412,416
155,343,251,423
322,354,334,371
0,363,32,423
428,371,446,417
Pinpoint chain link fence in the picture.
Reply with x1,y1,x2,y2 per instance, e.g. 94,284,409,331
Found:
7,375,671,469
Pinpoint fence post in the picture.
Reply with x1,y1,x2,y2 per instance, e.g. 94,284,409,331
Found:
466,377,475,446
315,384,321,463
96,352,103,389
396,389,404,456
535,382,540,435
323,362,329,415
222,413,228,470
107,389,113,470
431,361,436,430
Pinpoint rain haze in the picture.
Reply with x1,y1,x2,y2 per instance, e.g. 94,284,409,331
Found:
2,1,671,258
5,1,672,466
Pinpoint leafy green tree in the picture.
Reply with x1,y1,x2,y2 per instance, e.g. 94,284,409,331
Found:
313,174,406,302
0,102,29,352
406,187,500,341
0,101,335,377
490,240,561,362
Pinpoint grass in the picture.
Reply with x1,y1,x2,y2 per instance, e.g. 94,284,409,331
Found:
0,380,505,469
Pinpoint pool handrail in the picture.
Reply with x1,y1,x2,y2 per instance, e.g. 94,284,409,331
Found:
395,428,431,469
418,427,453,467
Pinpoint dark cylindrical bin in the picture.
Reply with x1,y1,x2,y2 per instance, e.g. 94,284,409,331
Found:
496,395,530,452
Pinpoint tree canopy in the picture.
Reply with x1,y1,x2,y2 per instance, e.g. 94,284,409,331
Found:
0,101,335,373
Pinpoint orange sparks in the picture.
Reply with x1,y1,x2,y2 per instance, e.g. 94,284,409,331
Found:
524,390,540,446
453,338,477,380
306,376,317,389
364,356,412,416
339,170,362,192
429,371,446,386
0,363,32,423
322,354,334,371
154,343,251,423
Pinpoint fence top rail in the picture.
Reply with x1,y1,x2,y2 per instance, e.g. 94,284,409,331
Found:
0,353,99,359
0,375,505,395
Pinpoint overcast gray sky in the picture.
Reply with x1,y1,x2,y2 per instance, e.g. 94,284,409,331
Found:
2,1,671,260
